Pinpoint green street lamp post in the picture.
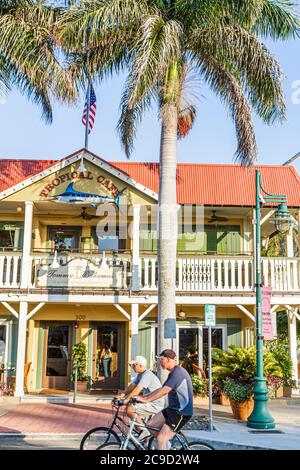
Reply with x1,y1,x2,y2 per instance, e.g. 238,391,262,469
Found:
247,170,292,429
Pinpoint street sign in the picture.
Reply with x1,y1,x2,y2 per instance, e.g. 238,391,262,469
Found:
164,319,176,339
205,304,216,326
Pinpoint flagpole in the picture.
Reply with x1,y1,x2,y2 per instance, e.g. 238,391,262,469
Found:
84,81,91,149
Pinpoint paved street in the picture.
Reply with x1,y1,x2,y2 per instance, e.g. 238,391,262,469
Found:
0,397,299,450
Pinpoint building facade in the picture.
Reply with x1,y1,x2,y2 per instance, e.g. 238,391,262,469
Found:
0,149,299,397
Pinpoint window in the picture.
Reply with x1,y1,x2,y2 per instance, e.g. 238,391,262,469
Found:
48,226,81,252
140,223,157,252
176,224,241,254
91,226,126,253
0,222,24,250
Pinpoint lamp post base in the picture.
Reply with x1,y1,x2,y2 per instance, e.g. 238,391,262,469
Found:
247,377,275,429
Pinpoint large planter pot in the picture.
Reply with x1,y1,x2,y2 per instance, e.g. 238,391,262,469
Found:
283,385,292,398
220,391,230,406
229,398,254,421
193,396,209,406
275,386,284,398
76,381,89,393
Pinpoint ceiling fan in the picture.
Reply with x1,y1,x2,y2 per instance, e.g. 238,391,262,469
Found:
208,210,228,223
72,207,98,221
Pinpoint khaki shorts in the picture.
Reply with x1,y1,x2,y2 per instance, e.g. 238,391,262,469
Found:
131,402,162,421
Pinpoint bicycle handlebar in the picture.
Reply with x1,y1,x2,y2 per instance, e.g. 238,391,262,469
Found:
112,397,139,407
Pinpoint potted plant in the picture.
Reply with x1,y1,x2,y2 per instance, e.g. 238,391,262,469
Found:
191,374,208,405
72,342,88,393
212,345,282,419
265,337,297,397
222,377,254,420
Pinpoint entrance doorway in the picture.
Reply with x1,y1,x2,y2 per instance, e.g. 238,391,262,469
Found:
42,323,73,390
178,325,226,376
92,324,121,390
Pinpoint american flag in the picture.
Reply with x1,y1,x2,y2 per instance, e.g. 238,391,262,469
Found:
82,85,97,134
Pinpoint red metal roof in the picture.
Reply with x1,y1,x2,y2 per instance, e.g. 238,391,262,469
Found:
1,150,300,206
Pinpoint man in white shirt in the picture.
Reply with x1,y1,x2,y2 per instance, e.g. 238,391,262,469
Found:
115,355,164,425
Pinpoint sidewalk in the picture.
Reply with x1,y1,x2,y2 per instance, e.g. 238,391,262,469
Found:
0,397,299,449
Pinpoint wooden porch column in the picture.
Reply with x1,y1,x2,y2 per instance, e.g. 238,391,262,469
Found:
131,205,140,292
21,201,34,288
288,309,299,394
131,304,139,379
286,227,294,258
15,301,28,397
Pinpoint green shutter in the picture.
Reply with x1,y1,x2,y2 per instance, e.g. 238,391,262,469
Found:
140,224,157,252
205,225,217,254
7,321,18,371
217,225,241,255
36,322,45,389
138,322,152,366
227,318,242,347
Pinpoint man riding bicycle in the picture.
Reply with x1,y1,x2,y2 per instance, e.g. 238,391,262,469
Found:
134,349,193,450
115,355,164,427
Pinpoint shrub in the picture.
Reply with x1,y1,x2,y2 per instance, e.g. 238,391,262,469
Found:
265,338,296,388
72,342,88,382
212,345,282,382
222,377,253,403
191,374,208,398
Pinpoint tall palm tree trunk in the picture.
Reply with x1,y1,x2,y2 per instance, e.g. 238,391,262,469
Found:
157,102,178,380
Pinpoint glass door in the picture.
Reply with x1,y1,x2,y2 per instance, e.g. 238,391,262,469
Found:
92,324,120,390
202,327,224,376
177,325,226,377
48,227,81,253
43,323,72,390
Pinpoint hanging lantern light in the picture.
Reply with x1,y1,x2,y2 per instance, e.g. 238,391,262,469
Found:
177,306,186,318
273,203,292,234
74,321,79,330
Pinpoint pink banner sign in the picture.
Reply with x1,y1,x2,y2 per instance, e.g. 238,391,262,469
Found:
261,286,273,340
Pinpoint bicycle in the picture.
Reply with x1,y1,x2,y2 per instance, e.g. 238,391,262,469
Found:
80,398,190,450
92,398,214,451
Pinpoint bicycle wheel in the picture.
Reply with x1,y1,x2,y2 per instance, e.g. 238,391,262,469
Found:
80,426,121,450
97,443,122,451
188,441,214,451
148,431,188,450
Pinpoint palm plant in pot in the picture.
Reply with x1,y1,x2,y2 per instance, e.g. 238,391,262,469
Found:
72,342,88,393
212,346,282,420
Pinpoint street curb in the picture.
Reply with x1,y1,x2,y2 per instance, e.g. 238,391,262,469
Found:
0,432,272,449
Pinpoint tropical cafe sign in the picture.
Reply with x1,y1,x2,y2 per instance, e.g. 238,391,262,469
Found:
35,258,125,288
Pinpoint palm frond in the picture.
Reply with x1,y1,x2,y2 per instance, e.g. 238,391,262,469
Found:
117,14,182,157
0,0,78,121
190,23,286,124
194,53,257,166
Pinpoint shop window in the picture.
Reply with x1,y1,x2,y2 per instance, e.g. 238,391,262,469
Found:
0,222,24,251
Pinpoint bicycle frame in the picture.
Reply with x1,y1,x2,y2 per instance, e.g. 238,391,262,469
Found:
120,415,188,450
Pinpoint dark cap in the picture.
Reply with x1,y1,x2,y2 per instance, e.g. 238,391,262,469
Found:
157,349,176,360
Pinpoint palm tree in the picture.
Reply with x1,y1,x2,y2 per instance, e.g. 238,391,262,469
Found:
58,0,299,378
0,0,77,122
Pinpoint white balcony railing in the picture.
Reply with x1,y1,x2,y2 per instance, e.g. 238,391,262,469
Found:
0,252,300,294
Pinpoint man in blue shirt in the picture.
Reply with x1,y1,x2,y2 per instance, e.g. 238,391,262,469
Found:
135,349,193,450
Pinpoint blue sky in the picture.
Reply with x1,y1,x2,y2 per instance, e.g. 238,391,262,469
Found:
1,32,300,171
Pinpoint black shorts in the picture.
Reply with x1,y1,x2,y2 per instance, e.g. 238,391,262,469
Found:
162,408,192,432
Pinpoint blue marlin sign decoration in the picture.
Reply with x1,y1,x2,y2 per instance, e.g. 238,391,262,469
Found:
50,182,126,208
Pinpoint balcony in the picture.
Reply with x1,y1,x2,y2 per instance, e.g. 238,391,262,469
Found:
0,251,300,295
